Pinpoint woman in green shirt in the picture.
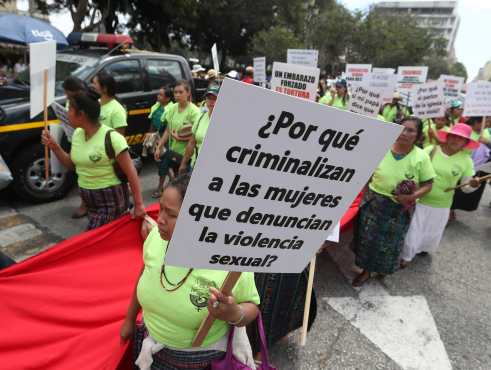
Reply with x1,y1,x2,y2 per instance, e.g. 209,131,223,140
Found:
319,79,349,110
353,117,435,287
42,87,145,230
120,174,260,369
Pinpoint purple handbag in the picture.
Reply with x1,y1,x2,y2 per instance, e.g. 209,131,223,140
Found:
212,313,276,370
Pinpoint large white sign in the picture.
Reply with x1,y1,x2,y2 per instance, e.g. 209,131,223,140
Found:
411,81,445,119
361,72,398,104
211,43,219,73
439,74,465,102
463,81,491,116
29,41,56,118
348,86,384,118
253,57,266,84
372,67,395,74
397,66,428,105
287,49,319,67
345,64,372,87
271,62,320,102
165,79,402,273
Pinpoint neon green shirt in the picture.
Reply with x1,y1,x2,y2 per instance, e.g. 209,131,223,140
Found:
318,94,331,105
470,129,491,143
165,103,200,155
137,228,260,348
100,99,127,129
70,125,128,189
369,146,436,201
422,119,450,148
377,114,386,122
193,112,211,160
419,146,474,208
319,94,347,109
382,104,408,123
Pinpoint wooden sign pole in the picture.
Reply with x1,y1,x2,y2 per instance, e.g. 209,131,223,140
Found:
445,174,491,192
299,255,316,346
192,271,242,347
43,69,50,182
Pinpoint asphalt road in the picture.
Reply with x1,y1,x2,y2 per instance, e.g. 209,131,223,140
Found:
1,162,490,370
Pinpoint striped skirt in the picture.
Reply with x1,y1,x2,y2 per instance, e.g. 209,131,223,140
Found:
80,183,130,230
133,323,224,370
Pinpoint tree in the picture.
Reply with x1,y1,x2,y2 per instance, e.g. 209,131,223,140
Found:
449,62,468,81
249,25,302,64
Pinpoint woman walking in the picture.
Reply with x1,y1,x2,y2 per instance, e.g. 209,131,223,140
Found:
319,79,349,110
42,87,145,230
353,117,436,287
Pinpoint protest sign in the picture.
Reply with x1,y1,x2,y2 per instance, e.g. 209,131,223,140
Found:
271,62,320,101
411,81,445,119
463,81,491,116
361,72,397,104
287,49,319,67
372,67,395,74
253,57,266,84
165,78,402,273
29,41,56,118
348,86,384,118
345,64,372,87
439,74,465,102
211,43,219,73
51,101,75,139
397,66,428,106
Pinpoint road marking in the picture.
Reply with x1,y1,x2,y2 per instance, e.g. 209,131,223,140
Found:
0,223,43,248
325,281,452,370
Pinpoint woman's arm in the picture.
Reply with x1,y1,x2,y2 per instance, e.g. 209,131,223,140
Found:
116,150,146,219
120,267,144,342
41,129,75,170
208,287,259,327
154,128,169,161
395,180,433,207
179,136,197,174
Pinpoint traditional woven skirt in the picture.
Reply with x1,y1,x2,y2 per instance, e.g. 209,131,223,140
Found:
248,268,317,355
80,183,130,230
354,189,410,275
133,323,224,370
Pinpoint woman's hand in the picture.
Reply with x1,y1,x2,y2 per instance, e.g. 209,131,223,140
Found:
469,177,481,188
178,162,188,175
120,317,135,343
394,193,416,207
208,287,243,324
132,202,146,220
41,129,59,151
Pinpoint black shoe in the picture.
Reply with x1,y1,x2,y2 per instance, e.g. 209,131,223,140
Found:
417,252,429,257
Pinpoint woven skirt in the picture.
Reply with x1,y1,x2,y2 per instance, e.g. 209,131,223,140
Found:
80,183,130,230
354,190,410,275
133,323,224,370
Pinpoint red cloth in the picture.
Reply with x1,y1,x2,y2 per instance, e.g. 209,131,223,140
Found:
0,199,360,369
241,76,254,84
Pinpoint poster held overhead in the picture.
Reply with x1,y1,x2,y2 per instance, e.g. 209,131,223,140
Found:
372,67,395,74
348,85,384,118
211,43,220,73
345,64,372,88
361,72,397,105
253,57,266,84
271,62,320,102
396,66,428,106
29,41,56,119
439,74,465,102
411,81,445,119
463,81,491,116
287,49,319,67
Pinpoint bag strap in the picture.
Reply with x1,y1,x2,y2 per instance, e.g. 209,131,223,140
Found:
225,325,235,361
104,130,116,159
429,145,438,161
256,312,271,366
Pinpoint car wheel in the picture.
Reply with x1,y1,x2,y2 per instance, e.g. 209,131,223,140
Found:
11,143,75,203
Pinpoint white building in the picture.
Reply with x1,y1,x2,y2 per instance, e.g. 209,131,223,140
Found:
373,1,460,60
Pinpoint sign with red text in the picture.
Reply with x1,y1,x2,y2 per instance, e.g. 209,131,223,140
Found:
271,62,320,101
165,79,402,273
463,81,491,116
439,74,465,102
397,66,428,105
345,64,372,87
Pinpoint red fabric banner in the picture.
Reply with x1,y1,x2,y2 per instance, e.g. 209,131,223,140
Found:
0,197,360,370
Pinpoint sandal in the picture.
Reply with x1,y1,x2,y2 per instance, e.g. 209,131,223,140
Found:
352,270,371,287
399,260,409,269
151,190,162,199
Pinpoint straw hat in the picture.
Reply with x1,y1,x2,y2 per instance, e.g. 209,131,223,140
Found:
437,123,479,150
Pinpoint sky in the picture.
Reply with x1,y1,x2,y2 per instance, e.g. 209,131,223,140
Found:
18,0,491,79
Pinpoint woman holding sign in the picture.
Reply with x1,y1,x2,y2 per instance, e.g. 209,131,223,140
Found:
120,174,260,369
319,79,349,110
353,117,435,287
401,124,479,266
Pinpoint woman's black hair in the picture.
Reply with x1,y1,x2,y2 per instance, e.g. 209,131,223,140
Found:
94,71,117,97
69,86,101,124
174,79,191,93
165,173,191,201
465,116,483,126
161,85,173,99
62,76,86,93
400,116,424,142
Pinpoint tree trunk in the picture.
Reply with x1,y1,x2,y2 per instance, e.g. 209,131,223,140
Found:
71,0,89,32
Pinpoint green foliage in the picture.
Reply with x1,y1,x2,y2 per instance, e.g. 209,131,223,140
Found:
449,62,468,81
249,26,303,64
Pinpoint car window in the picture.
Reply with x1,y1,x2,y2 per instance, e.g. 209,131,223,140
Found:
102,60,143,94
146,59,183,90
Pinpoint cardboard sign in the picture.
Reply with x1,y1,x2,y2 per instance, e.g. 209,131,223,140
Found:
397,66,428,106
51,101,75,139
29,41,56,118
439,74,465,102
211,43,219,73
253,57,266,84
463,81,491,116
361,72,397,104
165,79,402,273
372,67,395,74
345,64,372,87
348,86,384,117
412,81,445,119
287,49,319,67
271,62,320,102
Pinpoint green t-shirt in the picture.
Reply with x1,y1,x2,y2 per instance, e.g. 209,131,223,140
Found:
137,228,260,348
470,129,491,143
369,146,436,200
377,114,386,122
422,119,450,148
382,104,409,123
419,146,474,208
318,94,331,105
165,103,200,155
193,112,211,158
70,125,128,189
318,94,347,109
100,99,127,129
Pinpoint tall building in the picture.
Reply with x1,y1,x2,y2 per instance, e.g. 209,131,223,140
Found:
373,1,460,60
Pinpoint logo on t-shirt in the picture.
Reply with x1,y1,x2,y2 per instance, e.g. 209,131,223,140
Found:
451,169,460,177
89,149,103,163
404,172,415,180
189,277,218,311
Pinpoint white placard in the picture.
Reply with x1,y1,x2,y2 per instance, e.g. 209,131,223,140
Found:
29,41,56,118
49,124,65,174
345,64,372,87
411,81,445,119
165,79,402,273
271,62,320,102
463,81,491,116
397,66,428,106
439,74,465,102
51,101,75,139
326,222,340,243
372,67,395,74
253,57,266,84
348,86,384,117
361,72,398,104
211,43,219,73
287,49,319,67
